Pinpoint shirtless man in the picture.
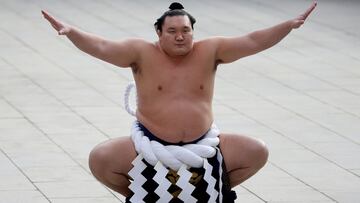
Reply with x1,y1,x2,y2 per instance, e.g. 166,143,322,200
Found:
42,1,317,200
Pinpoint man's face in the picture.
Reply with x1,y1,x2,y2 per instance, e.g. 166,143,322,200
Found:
158,15,194,57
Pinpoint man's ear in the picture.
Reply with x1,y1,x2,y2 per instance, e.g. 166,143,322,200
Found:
156,29,162,37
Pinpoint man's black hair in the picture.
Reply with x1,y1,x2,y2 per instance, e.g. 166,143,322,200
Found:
154,2,196,32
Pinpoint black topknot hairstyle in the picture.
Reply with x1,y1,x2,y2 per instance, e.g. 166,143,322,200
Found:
154,2,196,32
169,2,184,10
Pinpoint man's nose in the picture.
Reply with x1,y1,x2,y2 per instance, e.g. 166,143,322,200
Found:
175,33,184,40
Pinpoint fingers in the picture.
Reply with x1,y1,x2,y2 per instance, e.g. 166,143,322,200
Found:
302,1,317,20
41,10,63,31
41,10,55,23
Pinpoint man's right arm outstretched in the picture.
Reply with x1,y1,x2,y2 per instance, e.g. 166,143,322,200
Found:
42,10,143,68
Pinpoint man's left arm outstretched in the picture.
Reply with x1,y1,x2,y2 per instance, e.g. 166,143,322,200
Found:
215,1,317,64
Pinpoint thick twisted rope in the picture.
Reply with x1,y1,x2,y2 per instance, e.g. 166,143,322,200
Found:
124,82,136,116
131,121,220,170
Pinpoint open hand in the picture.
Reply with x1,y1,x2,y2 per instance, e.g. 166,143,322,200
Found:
291,1,317,29
41,10,72,35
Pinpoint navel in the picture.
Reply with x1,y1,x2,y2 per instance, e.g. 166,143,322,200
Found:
200,85,204,90
157,85,163,91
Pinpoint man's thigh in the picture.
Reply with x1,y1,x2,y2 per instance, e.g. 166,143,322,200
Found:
219,133,268,173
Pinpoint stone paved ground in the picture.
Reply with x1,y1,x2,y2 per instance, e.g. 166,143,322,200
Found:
0,0,359,202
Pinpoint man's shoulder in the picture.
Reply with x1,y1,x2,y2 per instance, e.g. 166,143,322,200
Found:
124,38,154,47
193,37,223,54
196,37,223,43
194,37,223,48
120,38,157,56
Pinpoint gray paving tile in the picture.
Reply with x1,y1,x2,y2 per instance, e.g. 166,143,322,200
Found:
50,197,121,203
351,169,360,177
243,164,334,202
22,166,93,183
34,180,113,199
0,99,22,118
0,152,35,191
47,133,108,160
0,191,48,203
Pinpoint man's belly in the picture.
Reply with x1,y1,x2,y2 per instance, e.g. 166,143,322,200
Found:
136,100,213,143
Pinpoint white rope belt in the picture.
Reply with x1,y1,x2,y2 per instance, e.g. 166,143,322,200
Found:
124,82,136,117
131,121,220,170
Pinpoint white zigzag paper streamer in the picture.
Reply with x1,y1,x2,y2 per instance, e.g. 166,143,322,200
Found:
128,154,147,203
177,165,197,203
153,162,173,203
203,158,219,203
216,148,224,203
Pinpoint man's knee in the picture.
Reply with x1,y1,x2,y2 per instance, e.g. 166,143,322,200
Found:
88,137,137,180
220,134,268,171
88,143,110,179
254,139,269,169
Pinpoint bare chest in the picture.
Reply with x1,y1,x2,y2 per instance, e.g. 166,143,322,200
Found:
146,63,214,97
